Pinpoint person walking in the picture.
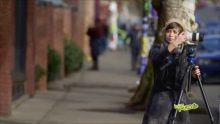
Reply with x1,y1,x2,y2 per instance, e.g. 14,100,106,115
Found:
87,18,103,71
128,23,141,71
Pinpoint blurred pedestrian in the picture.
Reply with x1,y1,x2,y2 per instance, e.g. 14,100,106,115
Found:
128,23,141,71
87,18,103,71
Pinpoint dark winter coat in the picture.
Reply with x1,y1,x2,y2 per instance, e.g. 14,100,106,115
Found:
87,26,103,56
129,30,141,59
142,42,193,124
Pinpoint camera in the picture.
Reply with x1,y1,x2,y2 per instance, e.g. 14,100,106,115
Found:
185,31,204,44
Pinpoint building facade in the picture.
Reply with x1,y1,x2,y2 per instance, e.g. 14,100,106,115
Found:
0,0,97,116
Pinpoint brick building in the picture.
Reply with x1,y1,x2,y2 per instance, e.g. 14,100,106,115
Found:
0,0,97,116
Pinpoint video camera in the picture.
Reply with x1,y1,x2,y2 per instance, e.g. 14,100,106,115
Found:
185,31,204,44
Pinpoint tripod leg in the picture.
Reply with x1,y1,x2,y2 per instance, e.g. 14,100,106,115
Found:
170,89,184,124
197,75,215,124
169,66,192,124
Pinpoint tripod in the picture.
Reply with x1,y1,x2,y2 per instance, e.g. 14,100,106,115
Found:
168,45,215,124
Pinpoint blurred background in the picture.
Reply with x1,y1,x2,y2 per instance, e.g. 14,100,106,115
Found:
0,0,219,124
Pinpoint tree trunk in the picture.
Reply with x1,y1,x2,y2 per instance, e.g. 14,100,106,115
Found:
127,0,197,109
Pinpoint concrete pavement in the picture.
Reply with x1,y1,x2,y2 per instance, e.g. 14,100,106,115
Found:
0,49,219,124
0,49,142,124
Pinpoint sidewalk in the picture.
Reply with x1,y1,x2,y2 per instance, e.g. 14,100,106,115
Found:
0,49,142,124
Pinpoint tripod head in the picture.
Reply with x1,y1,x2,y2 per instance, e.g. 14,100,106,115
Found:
186,44,197,65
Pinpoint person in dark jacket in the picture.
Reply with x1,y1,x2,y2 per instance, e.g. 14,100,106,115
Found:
142,19,201,124
128,23,141,71
87,18,103,70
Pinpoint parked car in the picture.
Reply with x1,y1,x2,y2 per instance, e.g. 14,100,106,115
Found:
195,34,220,84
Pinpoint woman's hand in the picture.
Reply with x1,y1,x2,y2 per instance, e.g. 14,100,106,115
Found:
192,65,201,78
168,32,187,52
173,32,187,47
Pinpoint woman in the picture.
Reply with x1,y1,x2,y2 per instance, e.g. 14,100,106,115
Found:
142,19,201,124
